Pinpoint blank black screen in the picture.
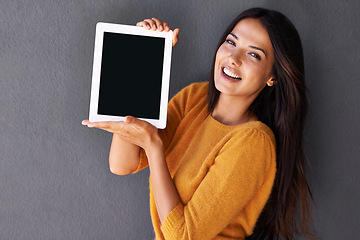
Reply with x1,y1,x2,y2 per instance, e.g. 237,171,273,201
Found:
97,32,165,119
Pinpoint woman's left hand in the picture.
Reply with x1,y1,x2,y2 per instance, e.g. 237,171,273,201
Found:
82,116,162,151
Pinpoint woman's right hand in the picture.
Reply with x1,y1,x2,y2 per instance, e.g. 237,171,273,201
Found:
136,18,179,47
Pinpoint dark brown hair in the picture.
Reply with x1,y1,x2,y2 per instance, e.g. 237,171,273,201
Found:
207,8,316,240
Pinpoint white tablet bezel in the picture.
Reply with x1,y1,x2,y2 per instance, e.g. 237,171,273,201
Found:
89,22,172,129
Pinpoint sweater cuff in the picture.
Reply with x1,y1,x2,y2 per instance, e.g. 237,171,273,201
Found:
161,203,185,239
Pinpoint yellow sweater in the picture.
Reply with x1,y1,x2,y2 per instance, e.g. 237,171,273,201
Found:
134,82,276,240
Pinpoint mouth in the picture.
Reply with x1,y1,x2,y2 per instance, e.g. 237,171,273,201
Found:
222,67,242,81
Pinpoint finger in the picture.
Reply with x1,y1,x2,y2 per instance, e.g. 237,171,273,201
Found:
143,19,157,30
136,21,151,30
87,121,120,130
124,116,134,124
124,116,155,132
163,22,170,32
172,28,180,47
85,121,109,132
86,121,103,128
88,122,130,135
124,116,145,128
82,120,110,130
81,120,90,125
151,17,166,32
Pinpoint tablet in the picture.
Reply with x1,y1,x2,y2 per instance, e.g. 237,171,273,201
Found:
89,22,173,129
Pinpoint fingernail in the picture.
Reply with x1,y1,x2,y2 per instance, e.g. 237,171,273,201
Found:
159,25,163,31
165,26,170,31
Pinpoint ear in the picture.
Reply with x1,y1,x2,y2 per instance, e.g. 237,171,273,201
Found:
266,78,277,87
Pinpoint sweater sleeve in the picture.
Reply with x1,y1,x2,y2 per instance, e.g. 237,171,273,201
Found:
160,127,276,239
133,82,207,173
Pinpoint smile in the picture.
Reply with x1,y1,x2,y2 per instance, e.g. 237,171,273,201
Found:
222,67,242,80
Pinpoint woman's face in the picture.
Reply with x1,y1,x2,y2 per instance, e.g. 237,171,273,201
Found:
214,18,275,100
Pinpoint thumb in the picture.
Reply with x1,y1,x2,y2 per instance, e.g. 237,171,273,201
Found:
124,116,135,124
124,116,152,130
172,28,179,47
124,116,146,126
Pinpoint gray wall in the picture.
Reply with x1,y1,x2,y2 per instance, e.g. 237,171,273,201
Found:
1,0,359,239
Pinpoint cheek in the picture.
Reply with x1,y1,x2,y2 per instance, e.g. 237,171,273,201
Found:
250,63,273,81
214,45,227,72
214,49,221,66
214,50,222,76
215,44,227,62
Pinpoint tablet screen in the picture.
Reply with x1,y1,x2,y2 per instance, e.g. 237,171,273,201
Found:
98,32,165,119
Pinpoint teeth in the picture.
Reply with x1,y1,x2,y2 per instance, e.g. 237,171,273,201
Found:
223,67,241,79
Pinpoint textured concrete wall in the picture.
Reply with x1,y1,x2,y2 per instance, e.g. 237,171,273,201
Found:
1,0,359,239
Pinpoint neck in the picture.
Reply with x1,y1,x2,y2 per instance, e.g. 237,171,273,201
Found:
212,94,258,126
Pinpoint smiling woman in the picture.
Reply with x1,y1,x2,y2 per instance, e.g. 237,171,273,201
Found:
207,8,316,240
82,8,316,240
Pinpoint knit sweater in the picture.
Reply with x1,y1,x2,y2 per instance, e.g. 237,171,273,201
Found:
134,82,276,240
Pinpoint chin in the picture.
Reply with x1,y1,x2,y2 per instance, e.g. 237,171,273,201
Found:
214,80,235,96
214,75,239,94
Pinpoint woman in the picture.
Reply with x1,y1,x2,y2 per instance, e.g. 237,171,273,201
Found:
82,7,316,240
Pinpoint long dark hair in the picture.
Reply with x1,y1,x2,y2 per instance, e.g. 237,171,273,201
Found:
207,8,316,240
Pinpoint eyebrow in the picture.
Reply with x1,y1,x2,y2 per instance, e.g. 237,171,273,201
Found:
229,33,267,57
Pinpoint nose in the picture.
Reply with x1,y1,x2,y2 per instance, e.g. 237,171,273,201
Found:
229,51,242,67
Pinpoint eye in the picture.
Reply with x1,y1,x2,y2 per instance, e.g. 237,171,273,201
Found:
226,39,236,46
249,52,261,60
